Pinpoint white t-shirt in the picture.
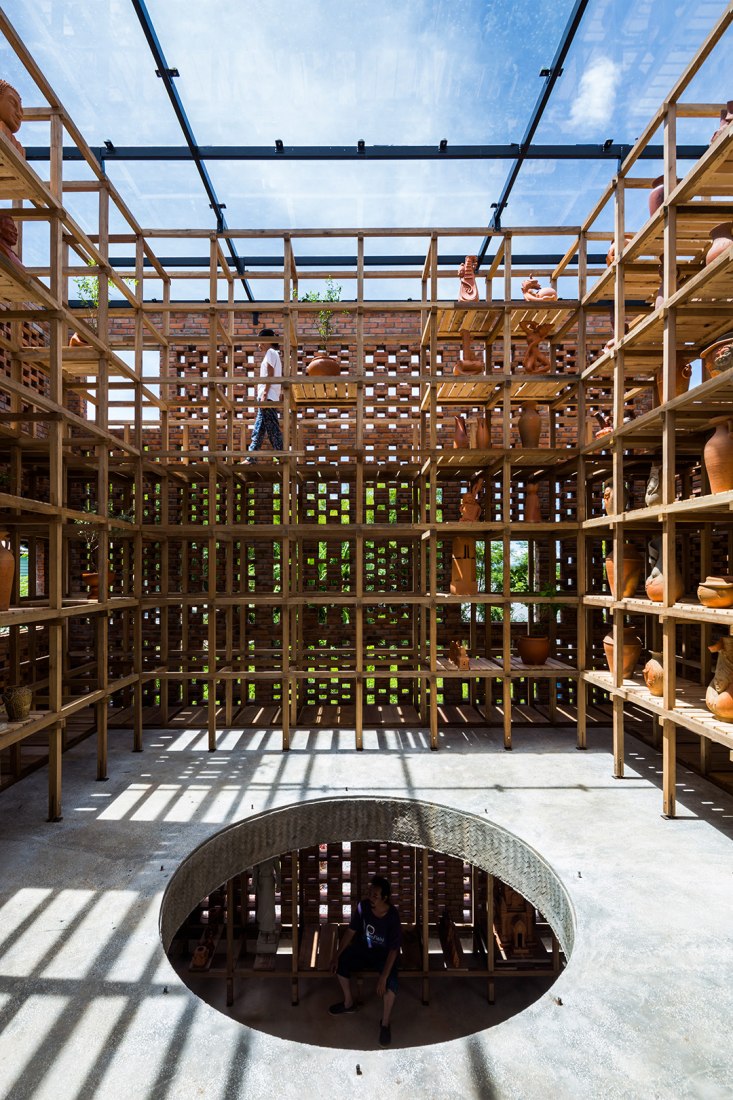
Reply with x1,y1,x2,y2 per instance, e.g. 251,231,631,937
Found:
258,347,282,402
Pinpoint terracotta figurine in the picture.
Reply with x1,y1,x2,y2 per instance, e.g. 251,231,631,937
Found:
454,330,484,375
0,80,24,157
450,479,483,595
645,465,662,508
706,637,733,721
0,214,23,269
457,255,480,303
521,275,557,303
519,319,553,374
710,101,733,145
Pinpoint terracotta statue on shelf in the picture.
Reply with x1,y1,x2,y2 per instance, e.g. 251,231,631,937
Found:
594,411,614,437
253,856,281,950
450,478,483,595
645,465,662,508
521,276,557,303
0,215,23,269
449,640,470,670
454,331,484,375
706,637,733,721
701,334,733,379
0,81,24,157
519,319,553,374
643,652,664,697
602,481,630,516
457,255,480,302
453,415,469,449
645,535,683,603
710,101,733,144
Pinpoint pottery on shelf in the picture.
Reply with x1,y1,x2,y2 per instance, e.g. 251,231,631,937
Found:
524,483,542,522
0,530,15,612
517,634,549,666
517,402,542,447
3,685,32,721
703,420,733,493
305,350,341,376
605,544,644,599
521,276,557,303
69,331,88,348
603,626,642,679
645,465,662,508
454,331,484,375
710,101,733,144
457,255,480,303
519,319,553,374
82,569,114,600
648,175,665,216
0,80,25,158
697,575,733,609
0,214,24,269
645,569,683,604
655,353,692,404
643,652,665,697
706,222,733,266
706,637,733,721
475,411,490,450
450,535,477,594
453,415,469,450
701,334,733,379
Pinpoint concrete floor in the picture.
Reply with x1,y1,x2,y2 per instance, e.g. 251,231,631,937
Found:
0,722,732,1099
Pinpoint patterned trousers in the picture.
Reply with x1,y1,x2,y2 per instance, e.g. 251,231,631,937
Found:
248,407,283,452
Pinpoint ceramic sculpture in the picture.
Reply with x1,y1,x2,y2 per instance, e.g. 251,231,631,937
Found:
520,319,553,374
517,403,541,447
0,80,24,157
706,637,733,721
0,530,14,611
454,331,484,375
450,479,482,595
643,652,664,696
457,255,480,302
703,420,733,493
521,276,557,303
707,222,733,265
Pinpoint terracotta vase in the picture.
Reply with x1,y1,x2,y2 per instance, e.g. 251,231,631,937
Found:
524,483,542,522
82,569,114,600
706,637,733,721
697,575,733,609
454,415,469,450
450,535,477,595
3,685,32,720
0,530,15,612
706,222,733,266
648,175,665,216
603,626,642,679
517,634,549,666
701,335,733,379
643,652,664,697
655,353,692,404
305,351,341,376
645,569,683,604
475,412,490,450
518,403,541,447
703,420,733,493
605,544,644,599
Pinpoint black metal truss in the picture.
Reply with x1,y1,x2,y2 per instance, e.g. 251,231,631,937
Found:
107,251,610,272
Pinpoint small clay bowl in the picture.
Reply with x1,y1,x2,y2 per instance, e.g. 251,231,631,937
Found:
697,575,733,608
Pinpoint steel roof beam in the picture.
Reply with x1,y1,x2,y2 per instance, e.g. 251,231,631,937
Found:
107,251,610,270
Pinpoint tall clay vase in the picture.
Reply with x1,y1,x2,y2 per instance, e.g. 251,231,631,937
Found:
518,403,541,447
524,483,542,522
603,626,642,679
706,637,733,721
454,415,469,449
605,544,644,599
706,222,733,266
643,651,664,697
655,354,692,404
703,420,733,493
475,412,490,450
0,531,15,612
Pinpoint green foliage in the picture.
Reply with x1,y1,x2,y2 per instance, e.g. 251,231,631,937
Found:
74,260,138,331
297,276,347,344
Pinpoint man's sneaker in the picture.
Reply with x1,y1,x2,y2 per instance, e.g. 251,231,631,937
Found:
379,1023,391,1045
329,1001,356,1015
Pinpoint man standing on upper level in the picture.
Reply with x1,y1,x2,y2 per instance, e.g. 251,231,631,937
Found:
246,327,283,462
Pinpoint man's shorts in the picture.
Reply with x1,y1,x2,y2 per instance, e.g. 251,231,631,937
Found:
336,940,399,993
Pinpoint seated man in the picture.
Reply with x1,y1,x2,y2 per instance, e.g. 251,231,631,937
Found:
329,875,402,1046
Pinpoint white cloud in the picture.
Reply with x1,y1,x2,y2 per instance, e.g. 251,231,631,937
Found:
567,57,621,134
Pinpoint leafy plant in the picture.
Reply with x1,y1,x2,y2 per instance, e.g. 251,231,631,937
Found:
532,582,560,631
75,500,135,556
73,260,137,333
297,276,347,346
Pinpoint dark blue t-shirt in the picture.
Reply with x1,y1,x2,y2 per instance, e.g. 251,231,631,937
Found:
350,899,402,959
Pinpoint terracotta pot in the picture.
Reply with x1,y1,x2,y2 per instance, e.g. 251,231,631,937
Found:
697,575,733,608
0,530,15,612
305,352,341,376
605,545,644,599
643,652,664,697
655,353,692,403
82,569,114,600
450,535,477,595
701,335,733,379
706,636,733,721
703,420,733,493
517,634,549,666
524,483,542,522
517,403,541,447
706,222,733,266
645,570,683,603
648,175,665,216
475,412,490,450
454,415,469,449
603,626,642,679
3,685,32,720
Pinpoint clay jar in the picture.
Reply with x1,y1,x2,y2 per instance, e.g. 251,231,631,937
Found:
305,351,341,376
603,626,642,679
706,222,733,266
524,483,542,522
645,569,683,604
643,652,664,697
454,415,469,449
706,637,733,721
475,412,490,450
701,335,733,379
3,685,32,720
703,420,733,493
697,576,733,609
655,353,692,404
0,530,15,612
605,544,644,599
517,403,541,447
517,634,549,666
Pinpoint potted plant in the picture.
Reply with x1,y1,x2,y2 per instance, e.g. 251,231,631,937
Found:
74,501,134,598
70,260,137,347
517,583,559,666
298,276,346,376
